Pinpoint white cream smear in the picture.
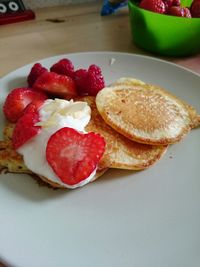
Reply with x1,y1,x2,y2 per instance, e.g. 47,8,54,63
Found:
17,99,97,189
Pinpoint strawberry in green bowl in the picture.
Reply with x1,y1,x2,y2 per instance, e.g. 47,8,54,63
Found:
128,0,200,56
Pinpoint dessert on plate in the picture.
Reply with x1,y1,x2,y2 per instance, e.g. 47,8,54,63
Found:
0,58,199,189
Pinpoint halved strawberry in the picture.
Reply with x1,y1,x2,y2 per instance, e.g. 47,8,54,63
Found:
12,104,41,150
46,127,106,186
27,63,48,87
3,87,48,123
33,71,77,98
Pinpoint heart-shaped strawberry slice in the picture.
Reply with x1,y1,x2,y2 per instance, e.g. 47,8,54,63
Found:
46,127,105,185
12,103,42,150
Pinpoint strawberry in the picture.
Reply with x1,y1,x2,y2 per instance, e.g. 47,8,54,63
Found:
74,64,105,96
172,0,180,5
27,63,48,87
163,0,174,10
12,104,41,150
3,87,48,123
168,6,191,17
139,0,166,13
74,69,88,95
190,0,200,17
33,71,77,98
22,99,45,116
46,127,106,186
50,58,75,78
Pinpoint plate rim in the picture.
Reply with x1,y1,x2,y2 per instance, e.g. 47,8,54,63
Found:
0,51,200,267
1,51,200,82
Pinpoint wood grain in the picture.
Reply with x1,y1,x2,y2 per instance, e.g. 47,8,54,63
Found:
0,1,199,78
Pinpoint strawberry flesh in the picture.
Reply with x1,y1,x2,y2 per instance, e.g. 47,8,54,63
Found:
3,87,48,123
33,71,77,98
12,104,41,150
27,63,48,87
46,127,105,185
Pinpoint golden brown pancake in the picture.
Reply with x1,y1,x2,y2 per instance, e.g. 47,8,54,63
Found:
76,96,167,170
96,79,200,145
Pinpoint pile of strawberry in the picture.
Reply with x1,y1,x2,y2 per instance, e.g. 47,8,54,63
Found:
138,0,200,17
3,58,106,186
4,58,105,124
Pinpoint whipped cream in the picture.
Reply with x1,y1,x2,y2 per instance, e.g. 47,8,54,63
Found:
17,99,97,189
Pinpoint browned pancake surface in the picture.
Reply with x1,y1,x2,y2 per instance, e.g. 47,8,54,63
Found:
77,96,167,170
96,81,200,145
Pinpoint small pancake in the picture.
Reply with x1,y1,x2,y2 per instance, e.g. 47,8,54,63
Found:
96,79,200,145
111,77,146,87
77,96,167,170
0,140,30,174
0,138,108,189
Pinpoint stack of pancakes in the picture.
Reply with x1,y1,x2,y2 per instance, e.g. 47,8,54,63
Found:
0,78,199,188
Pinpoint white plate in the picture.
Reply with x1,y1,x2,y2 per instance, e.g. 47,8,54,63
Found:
0,52,200,267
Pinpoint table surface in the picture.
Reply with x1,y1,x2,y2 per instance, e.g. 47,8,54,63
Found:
0,1,200,77
0,1,200,266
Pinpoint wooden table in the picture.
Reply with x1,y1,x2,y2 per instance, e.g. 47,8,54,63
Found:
0,1,199,266
0,1,200,78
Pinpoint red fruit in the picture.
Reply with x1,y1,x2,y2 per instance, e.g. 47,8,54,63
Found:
3,87,48,123
12,104,41,150
163,0,180,10
139,0,166,13
74,64,105,96
74,69,88,95
184,7,192,17
172,0,180,5
22,100,45,116
33,71,77,98
168,6,191,17
190,0,200,17
163,0,174,10
46,127,106,186
50,58,74,78
27,63,48,87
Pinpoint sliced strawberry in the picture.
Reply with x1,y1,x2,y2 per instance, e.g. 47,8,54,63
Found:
12,104,41,150
3,87,48,123
50,58,74,78
22,100,45,116
46,127,105,186
139,0,166,13
33,71,77,98
27,63,48,87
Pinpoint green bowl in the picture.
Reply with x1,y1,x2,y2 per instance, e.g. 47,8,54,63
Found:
128,0,200,56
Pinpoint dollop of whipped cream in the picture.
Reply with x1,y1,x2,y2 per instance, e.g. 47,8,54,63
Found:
17,98,96,189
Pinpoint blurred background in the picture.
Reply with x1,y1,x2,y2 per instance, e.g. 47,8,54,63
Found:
24,0,96,9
